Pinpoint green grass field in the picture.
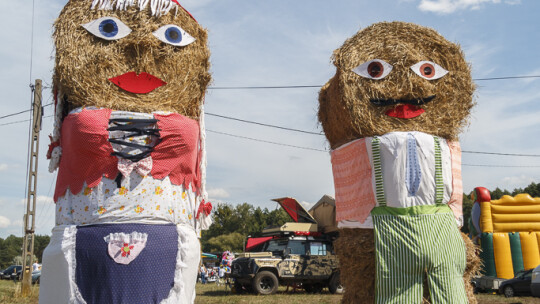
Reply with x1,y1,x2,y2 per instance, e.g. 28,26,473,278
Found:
1,279,538,304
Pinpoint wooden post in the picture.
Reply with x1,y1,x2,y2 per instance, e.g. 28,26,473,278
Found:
21,79,42,296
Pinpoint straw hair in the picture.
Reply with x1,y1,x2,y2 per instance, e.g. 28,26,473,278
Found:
53,0,211,119
319,21,475,149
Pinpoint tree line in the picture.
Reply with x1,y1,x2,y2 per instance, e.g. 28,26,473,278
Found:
200,202,290,253
0,234,50,269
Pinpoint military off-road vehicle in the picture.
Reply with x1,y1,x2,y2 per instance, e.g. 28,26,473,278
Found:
231,196,341,295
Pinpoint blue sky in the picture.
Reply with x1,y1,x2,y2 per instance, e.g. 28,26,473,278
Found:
1,0,539,238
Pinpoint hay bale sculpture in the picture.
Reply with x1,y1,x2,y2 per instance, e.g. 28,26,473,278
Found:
318,22,480,303
39,1,212,303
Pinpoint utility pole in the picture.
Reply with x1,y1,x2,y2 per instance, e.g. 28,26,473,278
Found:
21,79,42,296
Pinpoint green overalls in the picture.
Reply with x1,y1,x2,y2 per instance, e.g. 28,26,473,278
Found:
371,136,468,304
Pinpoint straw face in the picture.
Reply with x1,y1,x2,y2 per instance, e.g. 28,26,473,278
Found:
319,22,475,148
54,0,211,118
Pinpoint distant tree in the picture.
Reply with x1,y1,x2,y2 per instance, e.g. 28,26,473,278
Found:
200,202,291,253
460,193,474,234
0,235,23,268
520,182,540,197
12,254,37,266
0,235,50,268
490,187,511,200
205,232,245,253
34,235,50,263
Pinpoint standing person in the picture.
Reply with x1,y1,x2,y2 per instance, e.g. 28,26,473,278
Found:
200,265,207,284
32,260,39,272
218,266,226,286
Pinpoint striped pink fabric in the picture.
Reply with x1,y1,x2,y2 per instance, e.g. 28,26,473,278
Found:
447,141,463,221
330,139,376,223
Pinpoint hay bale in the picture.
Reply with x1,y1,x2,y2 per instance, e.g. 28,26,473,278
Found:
53,0,211,118
319,21,475,148
462,232,482,304
334,228,375,304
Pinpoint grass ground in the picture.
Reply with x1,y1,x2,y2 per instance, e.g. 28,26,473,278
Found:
0,280,39,304
1,279,538,304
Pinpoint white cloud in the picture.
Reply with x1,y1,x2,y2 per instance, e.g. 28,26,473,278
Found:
0,164,7,172
419,0,502,14
299,201,315,211
501,175,536,190
0,216,10,228
207,188,230,199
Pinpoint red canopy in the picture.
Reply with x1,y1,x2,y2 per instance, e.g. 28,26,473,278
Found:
272,197,316,223
246,237,273,251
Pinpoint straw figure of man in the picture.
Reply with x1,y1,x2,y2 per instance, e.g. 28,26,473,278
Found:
318,21,481,304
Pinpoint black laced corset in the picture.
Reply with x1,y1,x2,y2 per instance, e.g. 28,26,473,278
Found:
108,118,161,163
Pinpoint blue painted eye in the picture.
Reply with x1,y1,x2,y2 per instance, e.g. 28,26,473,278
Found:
82,17,131,41
153,24,195,47
165,27,182,43
99,19,118,37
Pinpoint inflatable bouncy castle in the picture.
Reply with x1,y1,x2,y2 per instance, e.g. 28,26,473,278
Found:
470,187,540,279
39,1,212,303
318,22,481,303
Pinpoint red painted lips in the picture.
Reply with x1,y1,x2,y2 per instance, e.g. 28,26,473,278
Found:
109,72,166,94
385,104,425,119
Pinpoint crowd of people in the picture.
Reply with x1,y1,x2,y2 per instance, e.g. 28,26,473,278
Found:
198,265,228,286
198,251,235,286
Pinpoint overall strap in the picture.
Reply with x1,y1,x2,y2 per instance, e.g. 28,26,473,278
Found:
372,137,386,207
433,136,444,205
372,135,445,207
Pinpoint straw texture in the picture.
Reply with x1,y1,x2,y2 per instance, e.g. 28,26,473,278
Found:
53,0,210,118
319,21,475,149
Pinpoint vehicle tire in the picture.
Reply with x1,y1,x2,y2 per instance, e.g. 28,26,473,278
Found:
328,273,344,294
252,271,279,295
503,285,515,298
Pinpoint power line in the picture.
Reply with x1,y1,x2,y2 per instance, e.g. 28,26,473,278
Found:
462,150,540,157
0,103,52,120
4,111,540,159
462,164,540,168
209,85,321,90
0,115,53,127
206,112,323,135
0,109,34,120
206,129,327,152
206,75,540,90
207,129,540,167
1,73,539,120
474,75,540,81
